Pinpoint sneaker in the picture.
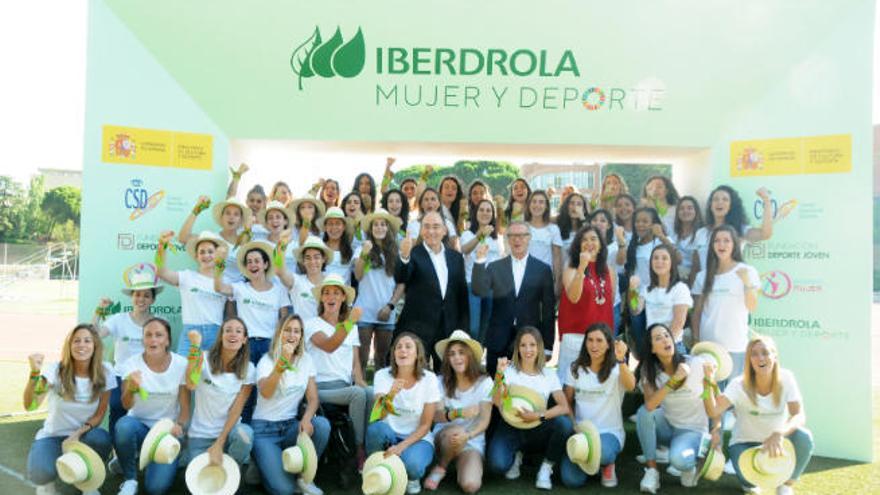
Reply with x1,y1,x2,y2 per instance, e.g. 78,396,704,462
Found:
637,446,670,464
776,485,794,495
742,486,762,494
108,456,122,475
504,451,523,480
406,480,422,494
628,413,638,423
297,478,324,495
680,467,699,488
118,480,138,495
244,463,261,485
601,463,618,488
640,467,660,494
535,461,553,490
725,459,737,475
667,465,682,477
35,483,57,495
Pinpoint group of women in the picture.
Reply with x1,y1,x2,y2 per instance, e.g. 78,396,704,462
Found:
26,162,813,494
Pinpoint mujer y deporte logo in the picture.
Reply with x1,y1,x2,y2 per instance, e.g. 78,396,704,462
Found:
291,26,365,90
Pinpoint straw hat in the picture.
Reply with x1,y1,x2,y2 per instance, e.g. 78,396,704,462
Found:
692,342,734,381
311,273,356,306
212,198,252,229
295,236,334,265
566,420,602,475
289,196,327,220
236,240,275,280
500,385,547,430
435,330,484,363
139,418,181,470
259,200,292,226
737,439,796,489
184,453,240,495
122,263,164,296
316,207,354,236
362,452,407,495
281,432,319,483
56,441,106,492
186,231,225,261
698,447,726,482
360,208,402,235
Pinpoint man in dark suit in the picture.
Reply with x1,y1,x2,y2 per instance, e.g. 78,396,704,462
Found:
472,221,556,375
395,211,469,369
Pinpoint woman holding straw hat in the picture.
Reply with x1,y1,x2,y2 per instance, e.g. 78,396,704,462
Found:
423,330,492,493
252,314,331,495
178,194,254,283
560,322,635,489
156,230,227,354
275,235,331,321
114,317,189,495
354,208,406,374
366,332,441,495
26,324,115,495
487,326,573,491
317,206,357,284
702,336,813,495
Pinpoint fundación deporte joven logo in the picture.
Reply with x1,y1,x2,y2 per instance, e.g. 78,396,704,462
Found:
291,26,365,90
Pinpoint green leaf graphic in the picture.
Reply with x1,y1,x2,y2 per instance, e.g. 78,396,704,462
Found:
311,27,344,78
290,27,322,90
332,27,365,78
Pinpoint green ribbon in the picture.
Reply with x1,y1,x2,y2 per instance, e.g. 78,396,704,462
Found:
192,198,211,216
628,288,639,311
369,395,399,423
214,258,226,276
653,198,668,217
188,347,203,386
27,375,47,411
146,431,170,465
234,228,252,249
94,305,111,320
273,242,288,269
337,320,354,334
155,239,176,269
277,356,297,373
381,175,392,189
700,379,720,401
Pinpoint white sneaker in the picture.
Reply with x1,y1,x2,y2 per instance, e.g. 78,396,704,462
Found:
680,467,699,488
35,483,57,495
504,451,523,480
244,462,261,485
640,467,660,494
637,446,670,464
667,465,682,476
535,461,553,490
725,459,737,474
108,456,122,475
406,480,422,494
297,478,324,495
742,486,762,494
118,480,138,495
776,485,794,495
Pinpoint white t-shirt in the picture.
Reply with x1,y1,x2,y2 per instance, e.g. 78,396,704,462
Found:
641,282,693,342
606,240,622,306
221,238,243,284
304,317,359,384
253,353,317,422
326,250,353,284
671,229,708,279
641,355,709,433
251,223,270,242
631,238,662,288
724,369,802,445
35,362,117,440
695,224,749,272
691,263,760,352
231,281,290,339
353,247,397,324
528,223,563,268
178,270,226,326
432,376,493,453
289,274,320,321
373,368,441,439
460,231,503,283
188,353,255,439
118,353,188,428
504,367,562,402
565,364,626,446
104,313,144,375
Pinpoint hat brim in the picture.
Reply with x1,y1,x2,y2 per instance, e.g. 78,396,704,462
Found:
122,285,164,296
212,200,252,230
698,448,726,481
59,441,106,492
311,281,356,306
362,452,407,495
295,243,334,267
361,212,403,235
692,342,734,381
316,215,355,236
139,418,178,471
737,439,796,489
258,204,292,227
236,241,276,281
500,385,547,430
570,421,602,475
185,453,240,495
289,198,327,219
294,432,319,483
186,235,223,262
435,332,484,364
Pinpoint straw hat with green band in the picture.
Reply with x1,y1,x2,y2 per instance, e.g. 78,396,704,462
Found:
362,452,408,495
312,273,356,305
289,196,327,220
139,418,181,470
691,341,734,381
737,439,796,489
185,231,224,262
566,420,602,475
500,385,546,430
212,198,252,229
185,452,240,495
259,200,292,226
281,432,319,483
56,441,106,492
295,235,334,265
236,240,275,280
360,208,403,235
122,263,164,296
435,330,484,363
698,447,726,482
316,206,354,236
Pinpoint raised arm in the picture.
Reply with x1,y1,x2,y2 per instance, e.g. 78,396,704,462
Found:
744,187,773,243
226,163,248,199
155,230,180,286
179,195,211,244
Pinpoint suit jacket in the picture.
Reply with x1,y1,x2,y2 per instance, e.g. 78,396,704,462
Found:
472,254,556,354
395,243,469,343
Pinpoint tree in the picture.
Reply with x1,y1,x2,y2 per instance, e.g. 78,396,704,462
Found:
42,186,81,239
391,160,520,199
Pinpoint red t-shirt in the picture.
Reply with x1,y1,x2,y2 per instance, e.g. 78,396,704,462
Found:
558,264,615,336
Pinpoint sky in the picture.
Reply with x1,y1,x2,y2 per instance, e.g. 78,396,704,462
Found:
0,3,877,188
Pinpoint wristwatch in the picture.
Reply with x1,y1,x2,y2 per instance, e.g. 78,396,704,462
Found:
539,412,546,423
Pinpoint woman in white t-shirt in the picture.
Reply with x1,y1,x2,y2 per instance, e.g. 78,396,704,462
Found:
639,175,680,235
114,318,190,495
487,327,573,491
342,192,367,245
556,192,588,256
525,190,563,289
275,235,330,322
366,333,440,494
407,187,459,249
703,336,813,494
182,318,255,471
438,175,466,237
317,207,356,284
252,314,331,495
354,209,405,375
669,196,706,285
560,323,635,489
289,196,326,264
423,331,492,493
635,323,718,494
459,199,504,342
178,195,253,284
25,324,115,495
692,225,760,386
633,244,693,355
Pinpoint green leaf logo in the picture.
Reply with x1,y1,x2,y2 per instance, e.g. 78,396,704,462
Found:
291,26,365,90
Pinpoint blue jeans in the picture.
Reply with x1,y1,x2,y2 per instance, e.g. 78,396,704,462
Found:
176,323,221,355
242,337,271,423
467,284,492,343
366,421,434,481
252,416,331,495
109,374,125,444
636,406,703,471
184,423,254,465
27,428,112,485
613,302,621,337
487,415,573,473
729,428,814,488
114,415,180,494
560,432,621,488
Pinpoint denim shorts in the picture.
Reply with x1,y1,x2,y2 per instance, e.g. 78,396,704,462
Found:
357,321,395,332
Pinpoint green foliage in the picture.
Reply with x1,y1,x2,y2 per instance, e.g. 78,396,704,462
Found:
41,186,81,240
0,175,75,242
392,160,520,199
602,163,672,198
